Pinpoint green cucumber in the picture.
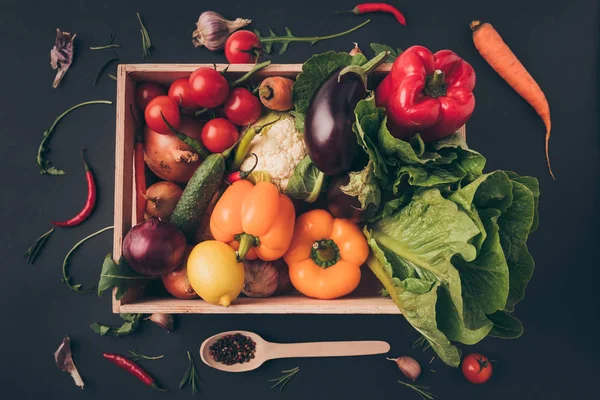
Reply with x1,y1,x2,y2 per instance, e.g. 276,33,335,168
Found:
171,153,225,242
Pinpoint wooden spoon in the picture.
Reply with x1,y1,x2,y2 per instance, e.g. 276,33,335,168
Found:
200,330,390,372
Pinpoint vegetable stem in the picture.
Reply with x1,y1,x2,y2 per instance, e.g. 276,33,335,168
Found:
310,239,341,268
62,226,113,294
259,19,370,44
231,60,271,87
305,170,325,203
236,233,258,261
23,227,55,265
37,100,113,175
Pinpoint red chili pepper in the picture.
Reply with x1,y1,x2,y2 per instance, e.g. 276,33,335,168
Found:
50,149,97,227
132,105,146,224
103,353,166,391
351,3,407,26
225,153,259,183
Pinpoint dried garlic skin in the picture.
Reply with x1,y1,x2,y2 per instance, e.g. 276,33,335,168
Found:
50,29,76,88
54,335,85,389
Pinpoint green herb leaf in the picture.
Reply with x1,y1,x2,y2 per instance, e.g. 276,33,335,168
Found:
292,51,367,132
487,310,524,339
370,43,402,61
93,56,118,86
90,313,143,337
136,12,152,58
97,254,154,300
179,351,200,394
128,350,164,362
269,367,299,391
63,226,114,294
37,100,113,175
90,31,121,50
23,227,55,265
284,156,328,203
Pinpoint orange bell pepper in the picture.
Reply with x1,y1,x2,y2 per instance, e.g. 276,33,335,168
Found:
283,209,369,300
210,180,296,261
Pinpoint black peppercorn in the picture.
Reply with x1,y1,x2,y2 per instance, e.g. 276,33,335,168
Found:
209,333,257,365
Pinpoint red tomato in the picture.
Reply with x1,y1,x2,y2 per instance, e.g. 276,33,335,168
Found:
223,87,262,125
188,67,230,108
144,96,181,135
136,83,166,111
225,30,261,64
201,118,239,153
462,353,493,384
168,78,196,109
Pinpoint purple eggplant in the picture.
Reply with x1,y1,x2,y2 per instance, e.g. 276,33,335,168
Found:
304,51,389,175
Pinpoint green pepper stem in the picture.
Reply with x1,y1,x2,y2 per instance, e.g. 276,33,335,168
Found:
310,239,341,269
236,233,258,261
231,61,272,87
424,70,447,98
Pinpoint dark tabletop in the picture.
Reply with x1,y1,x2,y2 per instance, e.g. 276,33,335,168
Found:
2,0,599,398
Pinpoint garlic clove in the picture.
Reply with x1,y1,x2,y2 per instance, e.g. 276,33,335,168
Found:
148,313,174,333
192,11,251,51
387,356,421,381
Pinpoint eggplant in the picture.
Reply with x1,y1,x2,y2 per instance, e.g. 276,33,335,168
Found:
327,174,363,222
304,51,389,176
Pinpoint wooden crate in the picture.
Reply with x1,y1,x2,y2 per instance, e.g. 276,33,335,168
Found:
113,63,465,314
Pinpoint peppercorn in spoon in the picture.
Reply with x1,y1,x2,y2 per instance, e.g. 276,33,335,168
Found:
199,330,390,372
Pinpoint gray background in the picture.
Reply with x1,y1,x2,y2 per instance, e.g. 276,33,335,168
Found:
1,0,598,399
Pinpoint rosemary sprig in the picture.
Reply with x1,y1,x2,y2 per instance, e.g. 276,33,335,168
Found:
23,227,55,265
108,74,117,81
137,12,153,58
268,367,299,391
93,56,119,86
90,31,121,50
397,380,438,400
128,350,164,362
254,19,370,55
179,351,200,394
412,336,432,352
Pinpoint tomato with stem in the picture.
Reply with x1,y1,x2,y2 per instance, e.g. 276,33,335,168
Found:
225,31,261,64
168,78,196,109
136,82,166,111
223,87,262,126
201,118,239,153
188,67,230,108
144,96,181,135
462,353,493,384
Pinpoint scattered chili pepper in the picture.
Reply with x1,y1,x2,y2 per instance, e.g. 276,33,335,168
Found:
349,3,407,26
51,149,97,227
226,153,259,183
209,333,256,365
131,105,146,224
103,353,167,391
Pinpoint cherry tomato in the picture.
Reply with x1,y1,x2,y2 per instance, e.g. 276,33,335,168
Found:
144,96,181,135
462,353,493,384
136,82,166,111
201,118,239,153
168,78,196,109
223,87,263,125
225,30,261,64
188,67,230,108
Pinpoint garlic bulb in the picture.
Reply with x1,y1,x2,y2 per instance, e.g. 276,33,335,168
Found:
242,259,279,298
192,11,251,51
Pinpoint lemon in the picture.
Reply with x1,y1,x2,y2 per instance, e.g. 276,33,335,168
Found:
186,240,244,307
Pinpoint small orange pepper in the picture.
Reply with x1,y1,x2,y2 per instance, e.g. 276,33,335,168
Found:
210,180,296,261
283,209,369,300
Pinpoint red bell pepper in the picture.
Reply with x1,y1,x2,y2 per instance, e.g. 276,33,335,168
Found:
376,45,476,142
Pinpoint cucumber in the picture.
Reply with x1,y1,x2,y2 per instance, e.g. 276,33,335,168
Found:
171,153,225,242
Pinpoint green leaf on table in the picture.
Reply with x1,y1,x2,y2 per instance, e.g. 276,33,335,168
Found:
97,254,154,301
487,310,524,339
370,43,402,62
292,51,367,132
90,313,144,337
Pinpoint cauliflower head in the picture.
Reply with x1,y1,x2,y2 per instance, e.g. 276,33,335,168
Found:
240,116,306,191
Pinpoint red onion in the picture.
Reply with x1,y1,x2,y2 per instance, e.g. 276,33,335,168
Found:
123,217,187,276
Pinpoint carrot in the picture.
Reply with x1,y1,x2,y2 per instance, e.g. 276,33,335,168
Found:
258,77,294,111
470,20,554,179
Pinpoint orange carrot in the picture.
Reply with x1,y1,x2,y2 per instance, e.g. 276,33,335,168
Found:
470,20,554,179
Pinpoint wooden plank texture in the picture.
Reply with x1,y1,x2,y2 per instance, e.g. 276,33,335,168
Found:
113,63,465,314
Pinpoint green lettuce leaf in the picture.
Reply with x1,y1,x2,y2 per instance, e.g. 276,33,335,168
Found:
352,96,389,182
340,161,381,211
292,51,367,132
488,310,524,339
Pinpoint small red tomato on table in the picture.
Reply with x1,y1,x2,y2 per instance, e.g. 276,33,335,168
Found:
225,30,261,64
462,353,493,384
